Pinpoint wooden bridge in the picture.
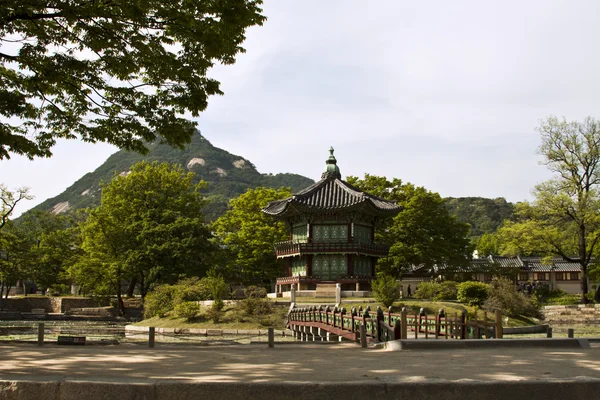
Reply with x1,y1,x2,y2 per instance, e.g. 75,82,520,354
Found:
287,305,504,343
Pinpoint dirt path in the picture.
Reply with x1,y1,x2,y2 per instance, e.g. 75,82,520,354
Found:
0,342,599,383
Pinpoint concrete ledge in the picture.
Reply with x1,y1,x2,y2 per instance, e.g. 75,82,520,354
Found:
384,338,590,351
1,378,600,400
504,325,548,334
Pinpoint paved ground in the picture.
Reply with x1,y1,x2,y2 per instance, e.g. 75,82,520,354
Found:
0,342,599,384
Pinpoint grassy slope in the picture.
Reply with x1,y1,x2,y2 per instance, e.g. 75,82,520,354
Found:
134,299,539,329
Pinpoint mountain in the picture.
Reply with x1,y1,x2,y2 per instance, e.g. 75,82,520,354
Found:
444,197,515,238
30,132,315,221
28,135,516,230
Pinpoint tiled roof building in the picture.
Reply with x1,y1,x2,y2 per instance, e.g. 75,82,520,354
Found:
403,255,585,295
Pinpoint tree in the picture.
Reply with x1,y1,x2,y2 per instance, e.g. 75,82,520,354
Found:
498,116,600,302
0,1,266,159
1,185,32,229
73,161,215,314
211,187,291,287
2,210,82,293
475,232,501,257
345,175,472,277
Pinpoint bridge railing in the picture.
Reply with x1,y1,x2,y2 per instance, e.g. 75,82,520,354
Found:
288,305,503,343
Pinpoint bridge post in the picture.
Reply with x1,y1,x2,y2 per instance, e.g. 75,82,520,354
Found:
351,307,357,335
435,309,444,339
376,307,384,342
393,319,401,340
460,310,467,340
360,324,367,348
495,310,503,339
400,307,407,340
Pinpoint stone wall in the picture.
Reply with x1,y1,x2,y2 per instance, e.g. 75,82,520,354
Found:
0,297,109,313
542,304,600,324
1,379,600,400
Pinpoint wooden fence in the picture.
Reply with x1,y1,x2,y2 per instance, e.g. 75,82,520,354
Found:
287,305,504,343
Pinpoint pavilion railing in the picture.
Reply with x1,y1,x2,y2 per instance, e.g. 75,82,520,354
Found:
287,305,503,343
274,240,390,257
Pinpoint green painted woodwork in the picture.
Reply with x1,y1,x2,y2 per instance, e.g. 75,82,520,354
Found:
312,254,347,279
354,256,372,277
292,225,308,242
292,256,307,276
354,225,372,244
313,224,348,243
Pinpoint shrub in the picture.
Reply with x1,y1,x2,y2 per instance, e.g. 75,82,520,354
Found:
457,281,489,306
237,286,271,316
174,301,200,321
484,277,541,318
413,282,441,300
48,284,70,296
172,277,211,305
372,275,401,308
204,273,229,311
435,281,458,301
144,284,175,318
206,303,224,323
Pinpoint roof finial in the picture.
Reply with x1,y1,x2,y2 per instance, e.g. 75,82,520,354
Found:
322,146,341,179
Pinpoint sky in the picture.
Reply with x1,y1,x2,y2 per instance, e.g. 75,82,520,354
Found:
3,0,600,216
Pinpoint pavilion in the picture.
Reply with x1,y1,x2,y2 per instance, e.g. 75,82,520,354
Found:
262,147,401,297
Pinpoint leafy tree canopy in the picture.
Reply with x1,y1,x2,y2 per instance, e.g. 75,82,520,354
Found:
497,116,600,302
73,161,216,313
0,0,266,159
211,186,291,287
346,174,472,276
1,210,81,292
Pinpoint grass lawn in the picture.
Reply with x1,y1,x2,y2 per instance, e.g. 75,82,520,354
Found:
134,298,541,330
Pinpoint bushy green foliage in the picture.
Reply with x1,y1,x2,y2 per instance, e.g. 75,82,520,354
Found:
345,175,472,276
211,187,291,286
412,281,458,301
457,281,489,306
206,304,225,323
233,286,272,325
413,282,441,300
144,284,176,318
435,281,458,301
174,301,200,321
444,197,514,238
1,1,267,160
483,277,541,318
172,277,211,304
144,276,217,318
372,275,401,308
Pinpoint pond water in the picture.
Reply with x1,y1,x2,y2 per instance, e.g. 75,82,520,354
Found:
0,320,299,344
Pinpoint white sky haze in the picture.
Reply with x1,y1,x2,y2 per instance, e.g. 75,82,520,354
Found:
2,0,600,215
